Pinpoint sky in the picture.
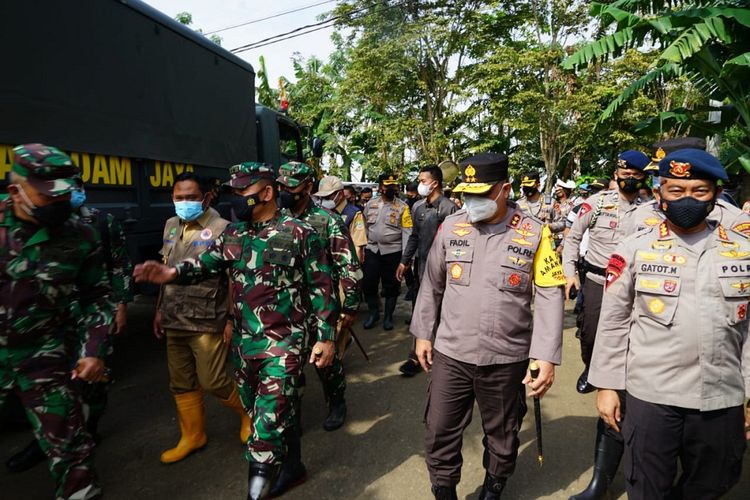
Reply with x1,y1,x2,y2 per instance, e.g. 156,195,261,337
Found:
145,0,339,84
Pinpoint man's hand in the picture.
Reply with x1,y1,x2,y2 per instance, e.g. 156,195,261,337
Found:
114,303,127,335
415,338,433,372
309,340,335,368
72,357,105,383
153,310,164,339
223,319,233,344
523,360,555,398
395,263,409,282
340,312,356,332
597,389,622,433
133,261,177,284
565,274,581,300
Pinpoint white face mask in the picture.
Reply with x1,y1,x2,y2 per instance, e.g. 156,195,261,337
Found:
463,189,502,223
321,199,337,210
417,181,434,197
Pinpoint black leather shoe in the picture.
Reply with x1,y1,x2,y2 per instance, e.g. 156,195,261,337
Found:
323,398,347,431
478,472,506,500
431,484,458,500
576,370,595,394
247,463,279,500
363,296,380,329
5,439,45,473
269,461,306,498
398,357,421,377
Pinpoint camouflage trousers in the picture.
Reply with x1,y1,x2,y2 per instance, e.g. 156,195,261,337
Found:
0,339,99,500
233,348,304,465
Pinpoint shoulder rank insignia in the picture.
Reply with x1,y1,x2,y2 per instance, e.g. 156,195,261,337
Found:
658,222,670,239
509,213,521,228
718,224,730,242
452,228,471,237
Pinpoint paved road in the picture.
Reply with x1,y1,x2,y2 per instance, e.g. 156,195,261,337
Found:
2,296,748,499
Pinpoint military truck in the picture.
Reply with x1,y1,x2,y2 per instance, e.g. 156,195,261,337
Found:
0,0,309,262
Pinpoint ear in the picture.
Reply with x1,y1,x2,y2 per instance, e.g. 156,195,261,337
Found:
262,183,275,203
7,184,21,204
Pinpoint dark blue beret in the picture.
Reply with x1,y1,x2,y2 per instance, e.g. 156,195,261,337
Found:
658,149,728,182
616,150,651,172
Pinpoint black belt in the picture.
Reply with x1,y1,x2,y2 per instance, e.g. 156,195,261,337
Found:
582,260,606,277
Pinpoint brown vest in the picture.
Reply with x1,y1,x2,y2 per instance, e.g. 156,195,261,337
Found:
159,207,229,334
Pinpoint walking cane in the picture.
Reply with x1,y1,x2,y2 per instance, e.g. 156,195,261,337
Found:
347,327,370,362
529,360,544,466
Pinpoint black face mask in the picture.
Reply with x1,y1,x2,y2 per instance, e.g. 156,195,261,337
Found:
618,177,644,194
278,190,303,209
31,200,73,227
383,187,397,199
522,187,538,198
231,193,262,221
661,197,714,230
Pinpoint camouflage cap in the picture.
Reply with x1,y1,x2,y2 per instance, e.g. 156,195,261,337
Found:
225,161,275,189
11,143,79,197
276,161,313,188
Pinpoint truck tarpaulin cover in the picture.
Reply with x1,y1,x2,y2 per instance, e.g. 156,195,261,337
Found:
0,0,257,168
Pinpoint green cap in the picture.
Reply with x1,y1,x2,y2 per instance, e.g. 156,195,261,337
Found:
11,143,79,197
276,161,313,188
225,161,274,189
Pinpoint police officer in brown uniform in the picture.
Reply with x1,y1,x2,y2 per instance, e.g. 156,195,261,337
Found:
411,153,565,500
564,151,651,500
591,149,750,500
362,174,413,330
154,172,250,464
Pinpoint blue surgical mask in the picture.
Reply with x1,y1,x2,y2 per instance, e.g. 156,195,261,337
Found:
70,189,87,209
174,200,205,221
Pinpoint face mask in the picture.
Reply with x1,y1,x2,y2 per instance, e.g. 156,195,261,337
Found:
661,196,714,230
417,182,434,197
383,187,397,199
464,189,502,223
618,177,644,194
16,184,72,227
70,189,87,209
231,192,262,221
174,200,204,221
279,190,303,209
522,187,537,198
321,198,337,210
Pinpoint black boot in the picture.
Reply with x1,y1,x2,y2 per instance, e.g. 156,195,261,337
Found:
363,295,379,329
431,484,458,500
569,423,624,500
576,368,595,394
269,429,306,497
5,439,46,473
383,297,397,331
478,472,506,500
248,462,279,500
323,397,347,431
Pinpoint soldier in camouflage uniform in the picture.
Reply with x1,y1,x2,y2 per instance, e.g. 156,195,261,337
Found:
5,175,134,473
275,161,362,495
1,144,114,500
134,162,338,500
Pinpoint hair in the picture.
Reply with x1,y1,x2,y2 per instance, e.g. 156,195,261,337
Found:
343,186,357,195
406,181,419,192
361,187,373,194
420,164,443,184
174,172,209,194
255,177,278,195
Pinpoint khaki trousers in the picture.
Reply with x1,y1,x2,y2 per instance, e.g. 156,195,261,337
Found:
166,331,233,399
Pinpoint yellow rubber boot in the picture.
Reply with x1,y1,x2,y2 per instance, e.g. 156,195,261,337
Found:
160,390,208,464
220,386,252,444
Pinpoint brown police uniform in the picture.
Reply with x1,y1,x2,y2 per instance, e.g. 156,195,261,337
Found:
411,154,565,490
590,220,750,499
562,189,642,368
160,207,233,397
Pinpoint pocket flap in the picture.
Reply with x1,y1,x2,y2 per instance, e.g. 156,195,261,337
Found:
445,247,474,262
634,275,680,296
718,277,750,298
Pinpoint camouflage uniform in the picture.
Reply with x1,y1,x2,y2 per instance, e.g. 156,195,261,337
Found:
171,163,338,465
0,144,114,499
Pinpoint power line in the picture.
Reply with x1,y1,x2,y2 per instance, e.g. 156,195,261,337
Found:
204,0,338,35
230,0,408,54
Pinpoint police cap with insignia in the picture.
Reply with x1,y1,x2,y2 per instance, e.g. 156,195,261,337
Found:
645,137,706,172
616,150,651,173
453,153,509,194
11,143,79,197
277,161,314,188
519,171,540,188
378,173,399,186
225,161,275,189
659,149,728,182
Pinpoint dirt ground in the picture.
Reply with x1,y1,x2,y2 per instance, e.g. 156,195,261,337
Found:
1,296,748,499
